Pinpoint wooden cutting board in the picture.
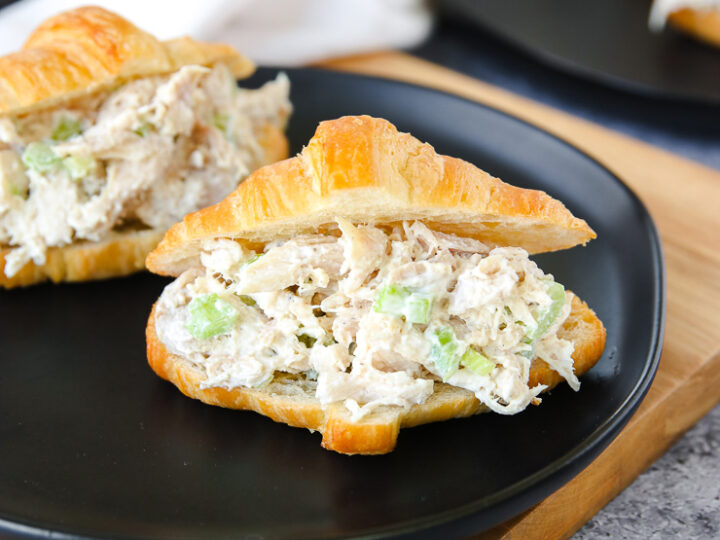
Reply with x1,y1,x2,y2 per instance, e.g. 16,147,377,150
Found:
319,52,720,539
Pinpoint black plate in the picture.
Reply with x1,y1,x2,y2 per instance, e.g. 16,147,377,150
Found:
0,68,664,539
440,0,720,104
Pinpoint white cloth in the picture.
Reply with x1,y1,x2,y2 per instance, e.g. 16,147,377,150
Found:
0,0,432,65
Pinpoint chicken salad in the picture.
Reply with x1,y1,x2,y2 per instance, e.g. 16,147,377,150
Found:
154,220,579,420
0,64,291,277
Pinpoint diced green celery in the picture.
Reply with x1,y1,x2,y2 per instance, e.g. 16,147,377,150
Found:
374,284,434,324
0,150,29,198
62,155,95,180
212,113,229,131
9,184,27,199
133,121,153,137
237,294,256,306
405,293,432,324
547,281,566,304
212,113,233,140
374,284,410,316
185,293,239,340
51,117,82,141
430,327,460,380
253,372,274,388
245,253,262,265
527,281,566,342
297,333,317,348
519,349,534,360
21,142,60,173
460,347,495,376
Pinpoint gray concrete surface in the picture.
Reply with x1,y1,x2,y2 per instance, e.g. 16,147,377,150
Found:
574,404,720,539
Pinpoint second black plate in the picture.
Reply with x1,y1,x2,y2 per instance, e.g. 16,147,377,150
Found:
440,0,720,104
0,68,663,538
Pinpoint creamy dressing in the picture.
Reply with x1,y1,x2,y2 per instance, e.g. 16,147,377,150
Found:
0,64,291,277
155,221,579,420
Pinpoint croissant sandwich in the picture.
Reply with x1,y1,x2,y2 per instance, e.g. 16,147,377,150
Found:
649,0,720,46
0,7,291,287
145,115,607,455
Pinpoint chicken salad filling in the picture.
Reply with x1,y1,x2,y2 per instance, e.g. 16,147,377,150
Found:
0,64,291,277
155,220,579,420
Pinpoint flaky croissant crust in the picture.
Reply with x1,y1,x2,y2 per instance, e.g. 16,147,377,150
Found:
0,6,254,116
147,115,597,276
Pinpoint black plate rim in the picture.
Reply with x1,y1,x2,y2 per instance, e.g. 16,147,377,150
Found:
0,67,666,539
287,68,666,539
445,3,720,106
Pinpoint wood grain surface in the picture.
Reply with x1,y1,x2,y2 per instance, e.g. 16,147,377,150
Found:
319,52,720,539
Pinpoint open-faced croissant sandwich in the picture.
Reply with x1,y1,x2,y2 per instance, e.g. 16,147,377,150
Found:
0,6,291,287
145,115,607,455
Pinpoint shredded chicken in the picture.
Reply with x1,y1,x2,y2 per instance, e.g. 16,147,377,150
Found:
155,221,579,420
0,64,291,277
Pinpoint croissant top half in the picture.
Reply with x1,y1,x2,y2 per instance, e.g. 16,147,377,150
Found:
146,115,596,277
0,6,254,116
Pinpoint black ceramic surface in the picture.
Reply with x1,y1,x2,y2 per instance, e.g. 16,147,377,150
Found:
440,0,720,103
0,69,663,539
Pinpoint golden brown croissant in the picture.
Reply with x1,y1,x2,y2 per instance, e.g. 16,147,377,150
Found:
0,6,291,288
145,116,606,455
